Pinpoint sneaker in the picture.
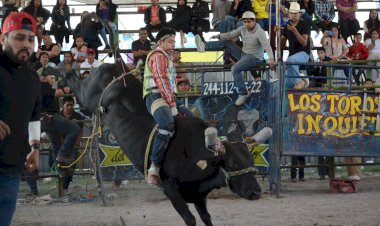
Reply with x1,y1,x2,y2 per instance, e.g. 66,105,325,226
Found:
104,44,110,50
147,163,160,186
195,35,205,52
235,92,252,106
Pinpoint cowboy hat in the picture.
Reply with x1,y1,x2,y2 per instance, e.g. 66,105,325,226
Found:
286,2,305,14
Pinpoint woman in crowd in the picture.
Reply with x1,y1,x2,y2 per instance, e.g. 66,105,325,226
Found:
22,0,51,47
321,24,349,82
321,24,349,61
70,36,87,64
96,0,118,49
50,0,71,47
230,0,253,28
363,9,380,41
190,0,210,42
167,0,192,47
365,30,380,82
298,0,315,27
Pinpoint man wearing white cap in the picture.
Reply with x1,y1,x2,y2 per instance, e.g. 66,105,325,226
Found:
195,11,275,106
280,2,310,89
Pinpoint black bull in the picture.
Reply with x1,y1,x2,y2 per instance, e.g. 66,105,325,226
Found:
66,64,261,226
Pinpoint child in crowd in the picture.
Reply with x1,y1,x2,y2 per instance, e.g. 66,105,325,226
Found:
309,47,331,87
71,36,87,64
348,33,368,85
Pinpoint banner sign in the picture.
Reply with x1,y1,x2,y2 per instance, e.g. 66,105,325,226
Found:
283,91,380,156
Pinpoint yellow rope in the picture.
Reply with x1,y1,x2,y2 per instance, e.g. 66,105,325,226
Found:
144,125,158,179
59,129,99,169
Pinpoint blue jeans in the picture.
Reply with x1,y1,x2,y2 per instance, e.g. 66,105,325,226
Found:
257,18,269,30
145,93,175,165
284,51,310,89
205,40,242,61
0,173,20,226
232,53,262,94
176,99,194,117
236,20,244,28
42,114,80,159
217,16,236,33
99,20,116,46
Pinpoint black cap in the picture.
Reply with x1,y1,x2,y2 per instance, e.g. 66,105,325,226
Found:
155,27,176,42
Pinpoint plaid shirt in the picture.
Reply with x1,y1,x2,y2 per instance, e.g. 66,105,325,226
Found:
314,0,335,22
147,49,176,107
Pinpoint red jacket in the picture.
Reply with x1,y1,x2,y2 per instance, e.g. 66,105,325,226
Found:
348,43,368,60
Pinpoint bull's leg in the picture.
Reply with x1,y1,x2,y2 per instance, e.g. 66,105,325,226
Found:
163,187,196,226
194,198,213,226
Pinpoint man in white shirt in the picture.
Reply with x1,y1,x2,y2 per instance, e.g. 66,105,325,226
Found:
80,48,102,76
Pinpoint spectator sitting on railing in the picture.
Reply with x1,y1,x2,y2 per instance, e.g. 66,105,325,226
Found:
276,2,310,89
195,11,275,106
364,30,380,83
211,0,234,33
50,0,71,47
144,0,167,42
80,48,102,76
70,36,87,64
223,36,242,65
309,47,331,87
229,0,252,28
59,96,85,193
22,0,51,47
252,0,269,31
190,0,210,42
348,33,368,85
363,9,380,41
132,27,151,66
167,0,192,48
96,0,118,50
314,0,336,33
336,0,359,42
36,33,62,65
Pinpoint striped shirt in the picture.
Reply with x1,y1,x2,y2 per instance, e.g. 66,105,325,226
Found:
314,0,335,22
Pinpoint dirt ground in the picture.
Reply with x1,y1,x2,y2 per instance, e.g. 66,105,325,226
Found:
12,173,380,226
